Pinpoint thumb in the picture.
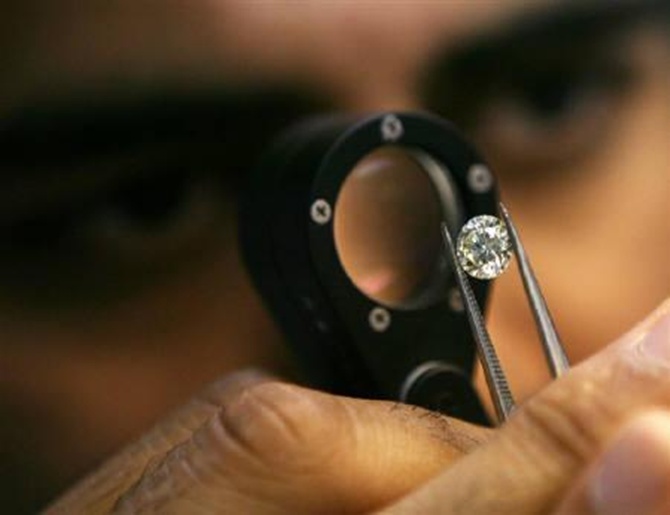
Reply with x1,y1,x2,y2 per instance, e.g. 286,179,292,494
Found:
47,370,490,514
381,299,670,514
554,411,670,515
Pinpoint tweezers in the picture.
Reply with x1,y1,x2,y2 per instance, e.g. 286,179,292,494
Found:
441,203,570,424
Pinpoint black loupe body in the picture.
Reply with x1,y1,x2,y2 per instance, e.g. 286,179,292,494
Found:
240,112,497,424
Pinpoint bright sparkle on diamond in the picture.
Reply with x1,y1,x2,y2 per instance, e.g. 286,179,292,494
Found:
456,215,512,280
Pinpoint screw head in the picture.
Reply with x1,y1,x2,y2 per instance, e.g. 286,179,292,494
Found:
369,307,391,332
467,164,494,193
380,114,404,142
310,199,332,224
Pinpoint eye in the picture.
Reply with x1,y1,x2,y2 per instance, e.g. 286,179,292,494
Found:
1,165,231,307
79,168,226,266
422,26,644,182
470,67,631,176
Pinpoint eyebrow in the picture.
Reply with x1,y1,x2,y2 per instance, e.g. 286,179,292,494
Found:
0,88,323,224
448,0,669,63
421,0,669,123
0,88,323,168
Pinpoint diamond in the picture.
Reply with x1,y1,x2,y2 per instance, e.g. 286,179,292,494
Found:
456,215,512,280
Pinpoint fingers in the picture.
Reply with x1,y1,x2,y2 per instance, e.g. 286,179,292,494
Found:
47,371,490,514
382,299,670,514
46,298,669,515
114,382,488,514
555,411,670,515
46,369,275,513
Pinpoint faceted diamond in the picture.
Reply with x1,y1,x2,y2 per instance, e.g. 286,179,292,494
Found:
456,215,512,280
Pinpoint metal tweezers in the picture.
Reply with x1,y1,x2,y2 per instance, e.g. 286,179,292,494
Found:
441,203,570,424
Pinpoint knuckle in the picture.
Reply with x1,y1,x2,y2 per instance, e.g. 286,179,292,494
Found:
117,383,342,509
514,384,604,467
208,381,343,472
113,382,346,511
509,340,670,470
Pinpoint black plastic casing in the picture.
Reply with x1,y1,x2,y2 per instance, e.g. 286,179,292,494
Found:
240,112,497,424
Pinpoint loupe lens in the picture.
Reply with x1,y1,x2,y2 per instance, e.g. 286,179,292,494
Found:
334,146,460,309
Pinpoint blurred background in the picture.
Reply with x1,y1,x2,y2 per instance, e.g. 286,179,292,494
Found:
0,1,668,512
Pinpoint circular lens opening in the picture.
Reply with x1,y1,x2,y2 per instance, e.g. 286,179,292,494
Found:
334,145,461,310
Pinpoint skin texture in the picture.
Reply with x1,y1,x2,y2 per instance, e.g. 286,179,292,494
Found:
48,302,670,514
0,0,668,511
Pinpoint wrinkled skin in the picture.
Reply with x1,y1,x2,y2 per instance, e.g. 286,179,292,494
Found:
49,303,670,514
0,1,668,512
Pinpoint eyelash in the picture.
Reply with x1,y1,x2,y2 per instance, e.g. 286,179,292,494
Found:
476,70,630,170
424,53,638,178
0,167,231,309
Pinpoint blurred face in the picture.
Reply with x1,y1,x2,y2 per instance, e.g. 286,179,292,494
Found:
1,1,668,511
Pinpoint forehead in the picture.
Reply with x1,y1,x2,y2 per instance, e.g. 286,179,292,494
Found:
1,0,549,110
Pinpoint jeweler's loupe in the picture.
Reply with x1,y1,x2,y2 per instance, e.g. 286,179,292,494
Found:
240,112,498,424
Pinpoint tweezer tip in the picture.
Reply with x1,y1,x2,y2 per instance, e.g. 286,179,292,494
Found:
498,202,512,223
498,202,570,377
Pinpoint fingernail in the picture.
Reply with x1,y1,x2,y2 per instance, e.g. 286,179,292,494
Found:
590,412,670,515
640,311,670,363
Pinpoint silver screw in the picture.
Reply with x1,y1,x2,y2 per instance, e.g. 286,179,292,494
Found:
380,114,404,142
448,287,464,312
467,164,494,193
310,199,332,225
369,307,391,332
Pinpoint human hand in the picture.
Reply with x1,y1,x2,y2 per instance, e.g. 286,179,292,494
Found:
46,300,670,514
45,370,489,514
384,299,670,515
